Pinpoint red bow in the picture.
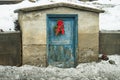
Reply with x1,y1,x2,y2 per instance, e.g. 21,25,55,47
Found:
56,20,65,35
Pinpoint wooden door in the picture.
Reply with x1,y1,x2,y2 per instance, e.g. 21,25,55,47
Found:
47,14,78,68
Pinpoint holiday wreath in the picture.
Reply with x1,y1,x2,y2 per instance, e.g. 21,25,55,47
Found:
54,20,65,36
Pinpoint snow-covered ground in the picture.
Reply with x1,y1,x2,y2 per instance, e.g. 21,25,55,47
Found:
0,0,120,31
0,55,120,80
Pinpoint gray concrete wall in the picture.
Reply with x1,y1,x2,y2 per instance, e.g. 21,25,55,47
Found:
100,31,120,55
0,32,22,66
19,7,99,66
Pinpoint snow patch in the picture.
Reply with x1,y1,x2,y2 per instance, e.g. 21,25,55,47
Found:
0,55,120,80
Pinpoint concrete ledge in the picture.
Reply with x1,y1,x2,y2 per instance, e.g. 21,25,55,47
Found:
15,2,104,13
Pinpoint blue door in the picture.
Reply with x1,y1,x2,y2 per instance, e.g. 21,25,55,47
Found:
47,14,78,68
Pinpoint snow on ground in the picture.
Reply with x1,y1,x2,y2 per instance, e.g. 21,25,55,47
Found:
0,55,120,80
0,0,120,31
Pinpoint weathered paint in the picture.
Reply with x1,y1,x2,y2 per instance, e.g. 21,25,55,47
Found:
18,6,99,66
47,14,78,67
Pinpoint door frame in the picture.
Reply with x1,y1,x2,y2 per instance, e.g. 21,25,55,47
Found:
46,14,78,67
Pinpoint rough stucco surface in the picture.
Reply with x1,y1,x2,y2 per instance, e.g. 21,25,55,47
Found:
78,33,99,63
23,44,47,67
19,7,99,66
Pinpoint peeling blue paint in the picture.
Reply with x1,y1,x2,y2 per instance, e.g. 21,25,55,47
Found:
47,14,78,68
